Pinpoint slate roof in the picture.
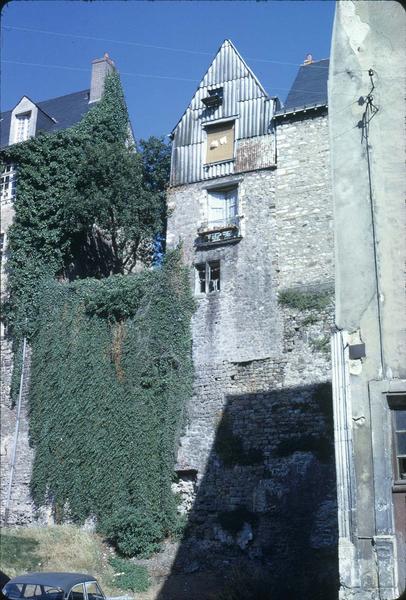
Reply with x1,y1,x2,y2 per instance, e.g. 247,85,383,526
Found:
274,58,329,117
0,89,92,149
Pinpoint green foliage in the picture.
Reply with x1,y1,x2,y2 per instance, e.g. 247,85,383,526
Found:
301,314,318,326
2,71,170,342
310,335,331,354
28,253,194,556
278,288,332,312
0,533,40,571
102,507,163,558
214,417,264,467
108,556,150,593
218,508,258,535
169,512,188,541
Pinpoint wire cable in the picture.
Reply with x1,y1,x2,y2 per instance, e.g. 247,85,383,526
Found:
2,24,330,69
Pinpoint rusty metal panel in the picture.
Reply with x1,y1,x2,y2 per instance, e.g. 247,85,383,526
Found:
234,135,276,172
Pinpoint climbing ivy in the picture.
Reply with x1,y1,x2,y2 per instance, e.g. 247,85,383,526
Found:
2,71,192,556
28,252,194,556
2,71,169,341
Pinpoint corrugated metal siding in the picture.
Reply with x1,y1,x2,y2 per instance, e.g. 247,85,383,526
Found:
170,40,274,186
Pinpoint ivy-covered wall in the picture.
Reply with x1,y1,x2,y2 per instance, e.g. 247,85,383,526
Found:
29,253,194,556
1,71,191,555
2,71,169,343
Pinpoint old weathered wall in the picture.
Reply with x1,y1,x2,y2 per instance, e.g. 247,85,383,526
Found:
1,196,37,525
329,2,406,598
0,343,36,525
166,112,337,594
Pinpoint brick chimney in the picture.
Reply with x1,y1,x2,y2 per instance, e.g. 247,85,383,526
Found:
89,53,115,104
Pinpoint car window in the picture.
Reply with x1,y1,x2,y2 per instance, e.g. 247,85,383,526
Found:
67,585,84,600
3,583,24,600
85,583,104,600
22,586,42,598
3,585,63,600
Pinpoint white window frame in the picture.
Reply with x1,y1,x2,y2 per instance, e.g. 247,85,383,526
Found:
194,261,221,295
0,163,16,205
14,112,31,143
207,186,238,229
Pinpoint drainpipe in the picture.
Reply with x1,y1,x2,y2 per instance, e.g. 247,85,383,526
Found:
4,336,27,526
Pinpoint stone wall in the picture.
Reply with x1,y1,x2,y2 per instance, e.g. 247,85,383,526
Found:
0,341,36,525
165,112,338,594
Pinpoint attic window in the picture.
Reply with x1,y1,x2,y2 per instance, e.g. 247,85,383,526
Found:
15,112,31,143
202,87,223,108
205,120,235,165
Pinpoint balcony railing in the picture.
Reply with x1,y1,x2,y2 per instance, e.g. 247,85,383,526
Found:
196,217,241,248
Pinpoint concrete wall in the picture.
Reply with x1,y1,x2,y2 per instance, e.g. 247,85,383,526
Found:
329,2,406,598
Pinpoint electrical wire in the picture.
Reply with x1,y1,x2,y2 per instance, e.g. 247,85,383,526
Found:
1,58,335,98
2,24,330,69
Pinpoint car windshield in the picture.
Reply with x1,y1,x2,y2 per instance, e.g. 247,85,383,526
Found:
3,583,64,600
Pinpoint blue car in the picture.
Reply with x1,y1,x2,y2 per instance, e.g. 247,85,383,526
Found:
2,573,106,600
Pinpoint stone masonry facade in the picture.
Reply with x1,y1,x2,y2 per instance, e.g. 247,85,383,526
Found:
167,110,338,592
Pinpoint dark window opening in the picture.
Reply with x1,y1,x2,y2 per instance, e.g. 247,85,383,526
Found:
195,261,221,294
202,87,223,108
196,264,206,294
208,261,220,292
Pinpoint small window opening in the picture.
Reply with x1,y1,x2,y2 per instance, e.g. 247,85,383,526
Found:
195,261,221,294
202,87,224,108
196,264,206,294
205,120,235,164
208,261,220,292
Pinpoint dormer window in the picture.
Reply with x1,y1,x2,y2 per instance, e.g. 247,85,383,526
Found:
202,87,223,109
205,120,235,164
15,112,31,143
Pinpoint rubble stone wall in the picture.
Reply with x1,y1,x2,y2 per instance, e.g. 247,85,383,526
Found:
167,113,337,586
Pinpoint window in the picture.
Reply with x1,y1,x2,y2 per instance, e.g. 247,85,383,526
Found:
0,163,16,204
15,112,31,142
195,261,220,294
393,408,406,481
207,187,238,229
389,395,406,483
202,87,223,108
3,584,63,600
205,121,235,164
68,585,84,600
85,583,104,600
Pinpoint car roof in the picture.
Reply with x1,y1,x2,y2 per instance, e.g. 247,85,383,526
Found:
5,573,97,593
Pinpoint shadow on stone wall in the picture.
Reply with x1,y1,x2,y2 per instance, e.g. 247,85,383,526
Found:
157,382,339,600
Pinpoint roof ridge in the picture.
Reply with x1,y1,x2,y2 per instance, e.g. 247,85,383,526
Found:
37,88,90,105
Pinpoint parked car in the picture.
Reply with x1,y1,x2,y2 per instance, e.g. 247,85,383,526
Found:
2,573,106,600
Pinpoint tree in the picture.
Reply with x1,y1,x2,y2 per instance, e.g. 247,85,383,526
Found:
64,139,163,274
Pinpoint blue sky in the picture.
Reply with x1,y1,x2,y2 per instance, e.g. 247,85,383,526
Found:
1,1,335,140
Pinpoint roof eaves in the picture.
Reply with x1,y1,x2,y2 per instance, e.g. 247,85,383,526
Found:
272,101,328,120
